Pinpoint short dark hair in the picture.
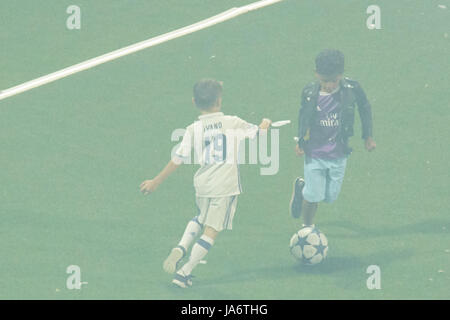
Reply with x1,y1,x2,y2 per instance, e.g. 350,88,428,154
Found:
315,49,345,77
193,79,223,110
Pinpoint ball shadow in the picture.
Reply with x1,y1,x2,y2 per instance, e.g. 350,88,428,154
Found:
293,255,365,274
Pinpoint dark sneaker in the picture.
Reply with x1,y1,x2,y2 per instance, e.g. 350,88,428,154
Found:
172,270,193,288
163,246,186,274
290,177,305,218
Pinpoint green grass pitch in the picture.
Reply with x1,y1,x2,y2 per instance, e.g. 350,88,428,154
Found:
0,0,449,299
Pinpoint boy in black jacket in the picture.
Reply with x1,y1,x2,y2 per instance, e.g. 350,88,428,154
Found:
290,49,376,227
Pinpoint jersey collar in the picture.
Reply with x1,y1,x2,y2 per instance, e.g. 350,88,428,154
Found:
198,112,224,119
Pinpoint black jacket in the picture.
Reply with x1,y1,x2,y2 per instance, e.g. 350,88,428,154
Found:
297,77,373,155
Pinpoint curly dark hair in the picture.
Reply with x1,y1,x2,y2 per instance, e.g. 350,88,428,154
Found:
193,79,223,110
315,49,345,77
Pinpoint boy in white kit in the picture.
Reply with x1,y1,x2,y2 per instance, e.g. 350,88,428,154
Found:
140,79,271,288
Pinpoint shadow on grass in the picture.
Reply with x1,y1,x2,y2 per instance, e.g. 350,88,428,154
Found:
293,255,365,274
294,247,415,275
193,247,415,288
324,219,450,239
163,277,241,300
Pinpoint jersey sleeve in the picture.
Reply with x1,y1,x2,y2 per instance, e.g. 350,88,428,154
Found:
232,116,259,139
172,126,194,165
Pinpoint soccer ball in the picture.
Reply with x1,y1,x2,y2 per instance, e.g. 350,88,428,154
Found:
289,226,328,265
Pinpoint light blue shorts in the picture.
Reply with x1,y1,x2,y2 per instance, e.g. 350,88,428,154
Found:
302,157,347,203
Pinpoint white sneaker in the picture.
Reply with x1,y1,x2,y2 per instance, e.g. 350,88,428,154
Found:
172,270,193,288
163,246,185,274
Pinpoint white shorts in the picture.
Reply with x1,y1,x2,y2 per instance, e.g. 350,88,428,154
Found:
195,196,238,232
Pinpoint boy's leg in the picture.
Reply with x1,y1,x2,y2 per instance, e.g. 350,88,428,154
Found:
324,158,347,203
290,177,305,218
173,196,237,288
303,158,347,226
301,157,327,227
173,226,218,288
178,216,203,251
163,216,203,274
163,198,207,274
180,226,218,275
302,200,318,226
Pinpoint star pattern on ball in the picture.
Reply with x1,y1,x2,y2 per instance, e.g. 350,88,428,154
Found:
312,229,327,255
314,241,326,256
290,228,328,265
297,234,310,248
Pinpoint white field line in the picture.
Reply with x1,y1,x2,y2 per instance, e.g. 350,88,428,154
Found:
0,0,283,102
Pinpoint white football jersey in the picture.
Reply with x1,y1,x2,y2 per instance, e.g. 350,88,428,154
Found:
172,112,259,197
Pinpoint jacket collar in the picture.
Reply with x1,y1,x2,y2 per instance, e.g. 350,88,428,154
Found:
311,77,353,91
340,77,354,89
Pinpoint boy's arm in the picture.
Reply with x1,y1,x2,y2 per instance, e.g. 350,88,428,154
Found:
140,160,181,195
296,106,306,157
295,86,313,157
259,118,272,130
235,117,271,139
353,81,376,151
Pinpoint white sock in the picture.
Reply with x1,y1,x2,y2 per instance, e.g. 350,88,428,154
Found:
180,235,214,275
178,217,202,252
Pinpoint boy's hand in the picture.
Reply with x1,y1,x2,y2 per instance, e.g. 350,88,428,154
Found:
140,179,159,195
295,144,305,157
259,118,272,130
365,137,376,152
